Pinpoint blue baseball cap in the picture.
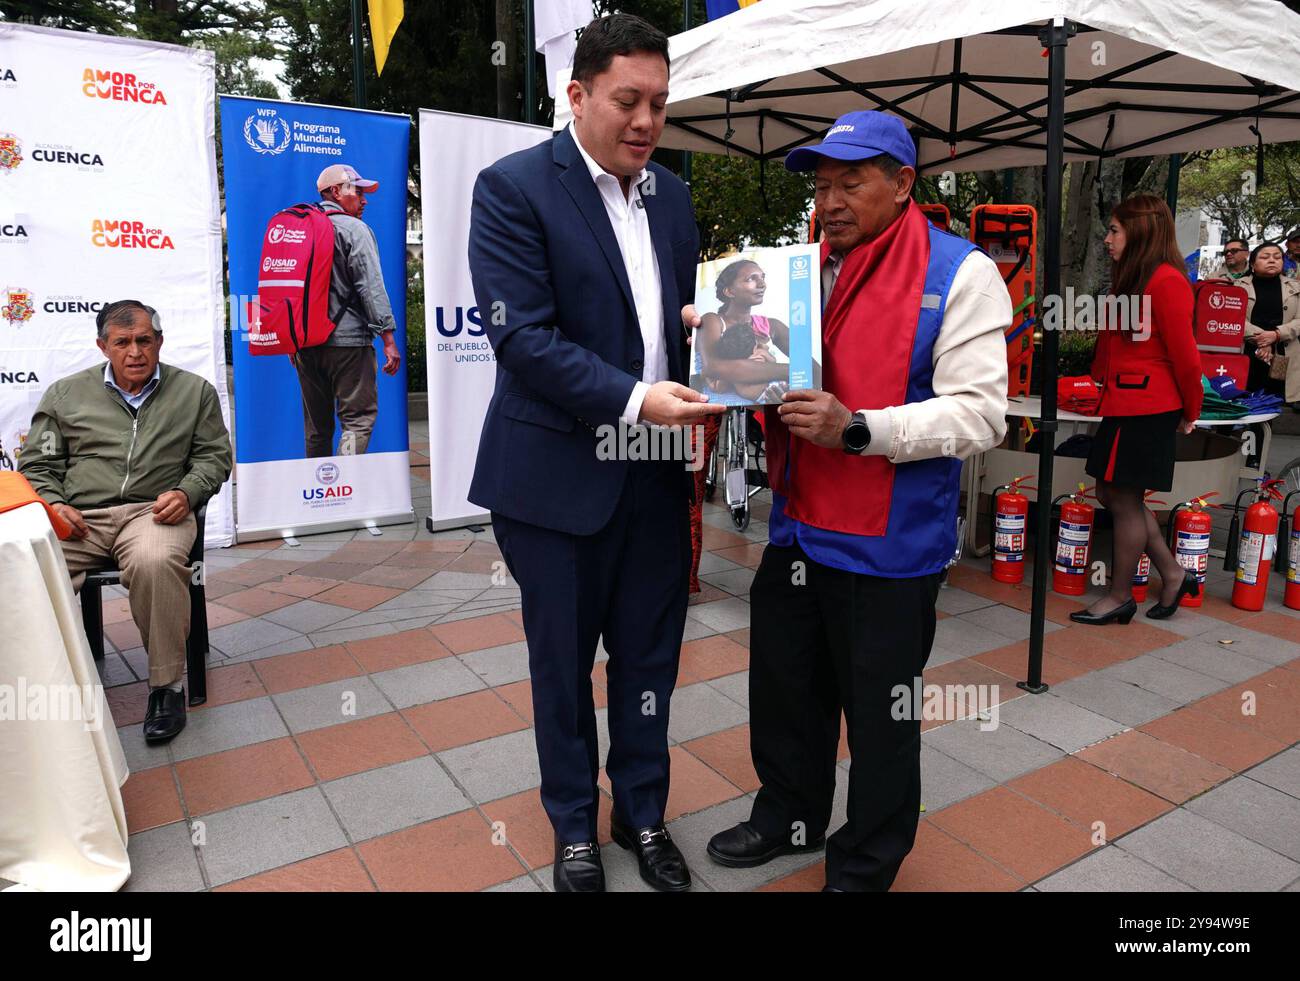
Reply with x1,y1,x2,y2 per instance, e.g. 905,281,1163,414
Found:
1209,374,1248,401
784,110,916,172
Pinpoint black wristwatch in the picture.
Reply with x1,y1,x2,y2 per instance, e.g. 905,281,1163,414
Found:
841,411,871,455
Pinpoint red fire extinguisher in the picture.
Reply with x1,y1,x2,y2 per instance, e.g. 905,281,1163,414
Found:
1053,483,1095,596
1166,493,1216,609
1131,491,1167,601
990,475,1033,584
1230,478,1283,611
1276,489,1300,611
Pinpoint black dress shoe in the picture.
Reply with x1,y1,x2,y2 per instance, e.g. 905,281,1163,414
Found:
553,841,605,893
1146,571,1199,620
610,816,691,892
706,821,827,868
143,687,186,744
1068,597,1137,626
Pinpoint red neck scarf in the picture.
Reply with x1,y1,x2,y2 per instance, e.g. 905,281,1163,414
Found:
767,201,931,536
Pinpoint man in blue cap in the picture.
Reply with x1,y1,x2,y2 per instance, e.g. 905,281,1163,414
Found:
706,110,1012,891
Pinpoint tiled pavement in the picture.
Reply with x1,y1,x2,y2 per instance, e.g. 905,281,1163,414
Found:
95,428,1300,892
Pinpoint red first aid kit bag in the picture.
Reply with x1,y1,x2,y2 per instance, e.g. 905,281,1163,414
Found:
1058,375,1101,415
1192,279,1247,352
1199,352,1251,392
249,203,337,356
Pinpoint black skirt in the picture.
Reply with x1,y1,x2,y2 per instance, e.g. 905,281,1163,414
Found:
1085,409,1182,491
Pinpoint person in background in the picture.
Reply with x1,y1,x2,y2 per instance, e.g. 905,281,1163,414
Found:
1074,195,1203,627
1283,228,1300,279
18,300,232,743
1210,238,1251,281
1244,242,1300,404
291,163,401,458
687,414,722,594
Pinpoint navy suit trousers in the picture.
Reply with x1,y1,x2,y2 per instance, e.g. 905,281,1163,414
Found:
491,459,691,844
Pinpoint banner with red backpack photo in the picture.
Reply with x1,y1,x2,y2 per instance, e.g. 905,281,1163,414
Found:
220,95,412,540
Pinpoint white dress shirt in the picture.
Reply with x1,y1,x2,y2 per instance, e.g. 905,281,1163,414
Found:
569,122,665,425
103,362,161,412
851,249,1012,461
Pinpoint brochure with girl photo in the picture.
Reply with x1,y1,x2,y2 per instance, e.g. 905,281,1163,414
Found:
690,243,823,406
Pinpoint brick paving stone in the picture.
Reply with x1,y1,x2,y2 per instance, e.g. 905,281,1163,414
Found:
322,756,472,841
1116,808,1300,891
1076,730,1233,804
1034,845,1194,891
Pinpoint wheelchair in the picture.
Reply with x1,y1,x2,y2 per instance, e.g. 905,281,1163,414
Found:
704,406,768,531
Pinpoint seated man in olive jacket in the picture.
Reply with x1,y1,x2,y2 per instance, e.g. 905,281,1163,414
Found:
18,299,232,743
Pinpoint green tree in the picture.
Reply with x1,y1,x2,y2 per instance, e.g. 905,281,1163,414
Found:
1180,143,1300,241
690,152,812,257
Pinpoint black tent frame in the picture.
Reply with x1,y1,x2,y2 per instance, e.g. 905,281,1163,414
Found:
666,17,1299,692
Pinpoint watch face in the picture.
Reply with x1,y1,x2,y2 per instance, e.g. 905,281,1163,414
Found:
844,418,869,452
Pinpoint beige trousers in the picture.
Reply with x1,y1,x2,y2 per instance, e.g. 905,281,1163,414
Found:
61,502,196,688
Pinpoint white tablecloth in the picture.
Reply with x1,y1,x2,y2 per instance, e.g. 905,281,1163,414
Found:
1005,396,1279,427
0,502,130,891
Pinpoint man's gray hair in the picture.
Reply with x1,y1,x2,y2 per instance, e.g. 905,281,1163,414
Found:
96,299,162,340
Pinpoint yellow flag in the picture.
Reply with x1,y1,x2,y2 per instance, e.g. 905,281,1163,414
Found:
369,0,404,76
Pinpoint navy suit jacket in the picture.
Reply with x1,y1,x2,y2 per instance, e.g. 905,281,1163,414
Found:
467,126,700,536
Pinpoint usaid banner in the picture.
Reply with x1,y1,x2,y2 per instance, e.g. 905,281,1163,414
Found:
0,24,233,546
419,110,549,529
220,95,412,540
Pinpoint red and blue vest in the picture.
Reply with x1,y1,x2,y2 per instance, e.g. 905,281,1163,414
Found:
768,222,978,578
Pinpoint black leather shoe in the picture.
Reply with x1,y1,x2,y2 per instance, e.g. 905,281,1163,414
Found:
1146,571,1199,620
143,687,186,744
706,821,827,868
1069,597,1137,626
552,841,605,893
610,816,691,892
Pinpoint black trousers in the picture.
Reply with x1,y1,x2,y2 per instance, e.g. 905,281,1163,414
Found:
491,459,691,844
748,540,941,891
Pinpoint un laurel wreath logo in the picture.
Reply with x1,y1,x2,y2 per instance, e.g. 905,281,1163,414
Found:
243,114,291,156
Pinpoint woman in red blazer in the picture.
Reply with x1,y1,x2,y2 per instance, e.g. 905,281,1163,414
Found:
1073,194,1204,626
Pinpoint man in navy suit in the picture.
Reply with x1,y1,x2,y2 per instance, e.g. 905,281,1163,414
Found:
467,13,724,893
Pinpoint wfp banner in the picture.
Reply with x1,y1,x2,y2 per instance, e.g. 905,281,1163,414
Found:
0,24,233,546
220,95,412,540
418,110,549,530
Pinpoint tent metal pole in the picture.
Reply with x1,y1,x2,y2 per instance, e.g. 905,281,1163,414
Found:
683,0,693,185
1022,16,1072,696
525,0,536,124
1166,152,1182,212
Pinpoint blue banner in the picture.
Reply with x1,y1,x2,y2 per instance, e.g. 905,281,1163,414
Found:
219,95,412,536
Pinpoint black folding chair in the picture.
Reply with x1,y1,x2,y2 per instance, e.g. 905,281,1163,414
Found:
80,505,209,706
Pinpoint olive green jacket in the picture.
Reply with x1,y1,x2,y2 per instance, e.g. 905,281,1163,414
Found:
18,362,232,511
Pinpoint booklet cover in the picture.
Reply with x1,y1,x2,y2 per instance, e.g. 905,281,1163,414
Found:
689,243,823,406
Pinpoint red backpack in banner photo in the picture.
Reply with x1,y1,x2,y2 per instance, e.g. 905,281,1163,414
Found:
1192,278,1247,352
247,204,337,355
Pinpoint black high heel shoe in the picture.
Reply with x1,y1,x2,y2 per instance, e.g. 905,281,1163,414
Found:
1069,597,1137,626
1146,571,1199,619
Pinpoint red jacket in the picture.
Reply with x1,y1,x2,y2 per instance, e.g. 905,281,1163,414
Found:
1090,263,1203,420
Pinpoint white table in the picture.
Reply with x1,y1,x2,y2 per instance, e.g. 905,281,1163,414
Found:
0,502,130,891
1005,395,1279,429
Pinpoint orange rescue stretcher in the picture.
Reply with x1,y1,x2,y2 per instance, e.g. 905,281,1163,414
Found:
970,204,1037,398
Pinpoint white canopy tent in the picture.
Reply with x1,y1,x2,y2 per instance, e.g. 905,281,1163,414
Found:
556,0,1300,692
556,0,1300,174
